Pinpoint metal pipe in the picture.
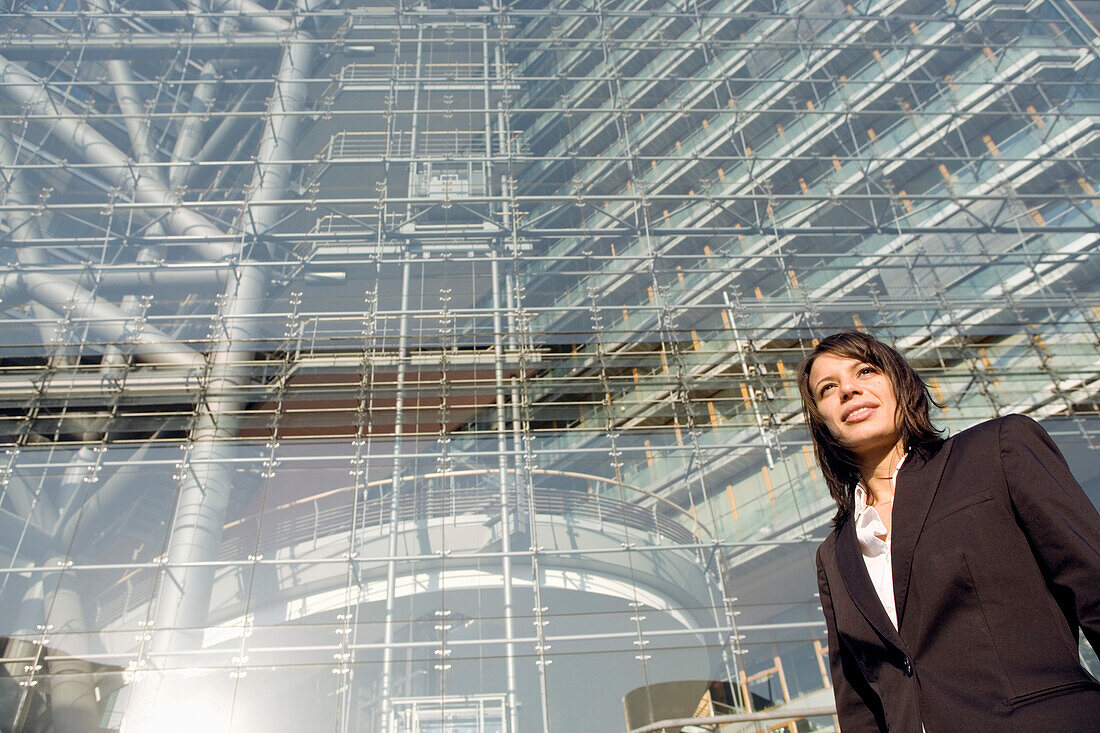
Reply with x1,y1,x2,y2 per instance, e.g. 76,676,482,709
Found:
168,63,218,188
123,262,267,733
404,24,426,221
628,706,838,733
207,0,292,33
41,450,101,732
102,246,168,370
379,259,411,728
6,574,51,729
379,28,421,725
68,267,227,295
0,54,235,261
2,120,201,367
0,119,56,352
1,261,339,303
88,0,162,180
19,273,204,368
491,254,519,733
240,22,317,251
184,82,265,190
0,129,45,248
0,470,57,538
129,2,328,724
0,270,22,306
57,443,155,549
485,18,520,731
141,0,337,605
146,264,265,650
5,549,100,732
0,536,823,578
0,33,288,56
168,4,226,190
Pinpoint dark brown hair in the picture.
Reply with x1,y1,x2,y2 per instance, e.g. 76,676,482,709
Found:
797,331,943,524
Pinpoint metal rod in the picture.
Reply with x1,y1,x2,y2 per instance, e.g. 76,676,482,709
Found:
628,706,838,733
379,258,412,728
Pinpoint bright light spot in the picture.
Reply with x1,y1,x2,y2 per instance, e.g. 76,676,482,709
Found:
123,698,229,733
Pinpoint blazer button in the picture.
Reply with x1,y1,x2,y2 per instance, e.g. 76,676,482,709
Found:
902,658,913,677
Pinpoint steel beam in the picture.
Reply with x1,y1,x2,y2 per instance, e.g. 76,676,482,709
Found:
1,122,203,368
128,2,328,726
0,55,235,261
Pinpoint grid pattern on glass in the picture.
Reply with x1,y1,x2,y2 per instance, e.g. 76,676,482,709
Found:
0,0,1098,730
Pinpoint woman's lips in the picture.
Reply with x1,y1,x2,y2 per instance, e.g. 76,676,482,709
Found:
842,405,876,423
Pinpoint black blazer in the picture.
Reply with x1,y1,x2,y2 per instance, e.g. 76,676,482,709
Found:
816,414,1100,732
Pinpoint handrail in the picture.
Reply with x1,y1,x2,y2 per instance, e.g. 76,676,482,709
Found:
218,483,698,560
94,468,710,625
222,466,711,538
628,705,837,733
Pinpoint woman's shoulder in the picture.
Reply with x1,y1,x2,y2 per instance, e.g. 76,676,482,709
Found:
947,413,1046,449
935,414,1061,474
817,519,846,557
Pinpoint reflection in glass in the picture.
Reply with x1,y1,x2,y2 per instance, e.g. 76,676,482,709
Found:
1,0,1098,730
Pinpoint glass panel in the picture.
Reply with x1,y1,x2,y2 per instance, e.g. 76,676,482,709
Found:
0,0,1097,730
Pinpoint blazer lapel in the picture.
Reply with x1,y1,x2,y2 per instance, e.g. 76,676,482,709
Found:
835,519,907,651
890,439,954,629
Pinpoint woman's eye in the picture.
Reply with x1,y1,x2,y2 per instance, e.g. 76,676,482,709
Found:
859,367,875,376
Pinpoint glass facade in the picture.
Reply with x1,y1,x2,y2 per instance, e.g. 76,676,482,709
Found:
1,0,1098,730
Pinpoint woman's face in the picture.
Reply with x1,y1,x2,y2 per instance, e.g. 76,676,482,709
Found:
808,352,900,457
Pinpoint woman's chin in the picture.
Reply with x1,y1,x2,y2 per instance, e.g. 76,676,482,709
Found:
839,430,900,457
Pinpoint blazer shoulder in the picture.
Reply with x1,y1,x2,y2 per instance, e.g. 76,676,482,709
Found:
815,534,834,584
994,412,1049,440
816,523,843,564
947,413,1040,449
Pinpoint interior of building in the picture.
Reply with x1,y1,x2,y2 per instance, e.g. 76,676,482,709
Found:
0,0,1098,730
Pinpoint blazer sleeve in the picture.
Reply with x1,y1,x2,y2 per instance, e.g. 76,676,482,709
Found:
999,414,1100,656
817,546,887,731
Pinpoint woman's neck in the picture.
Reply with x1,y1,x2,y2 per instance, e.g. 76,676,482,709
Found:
858,439,906,505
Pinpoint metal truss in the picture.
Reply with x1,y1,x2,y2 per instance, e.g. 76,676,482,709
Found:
0,0,1098,730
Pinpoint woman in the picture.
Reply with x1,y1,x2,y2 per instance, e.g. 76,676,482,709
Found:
798,331,1100,732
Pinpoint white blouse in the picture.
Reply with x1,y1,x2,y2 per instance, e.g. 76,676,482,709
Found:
853,454,926,730
853,453,908,630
